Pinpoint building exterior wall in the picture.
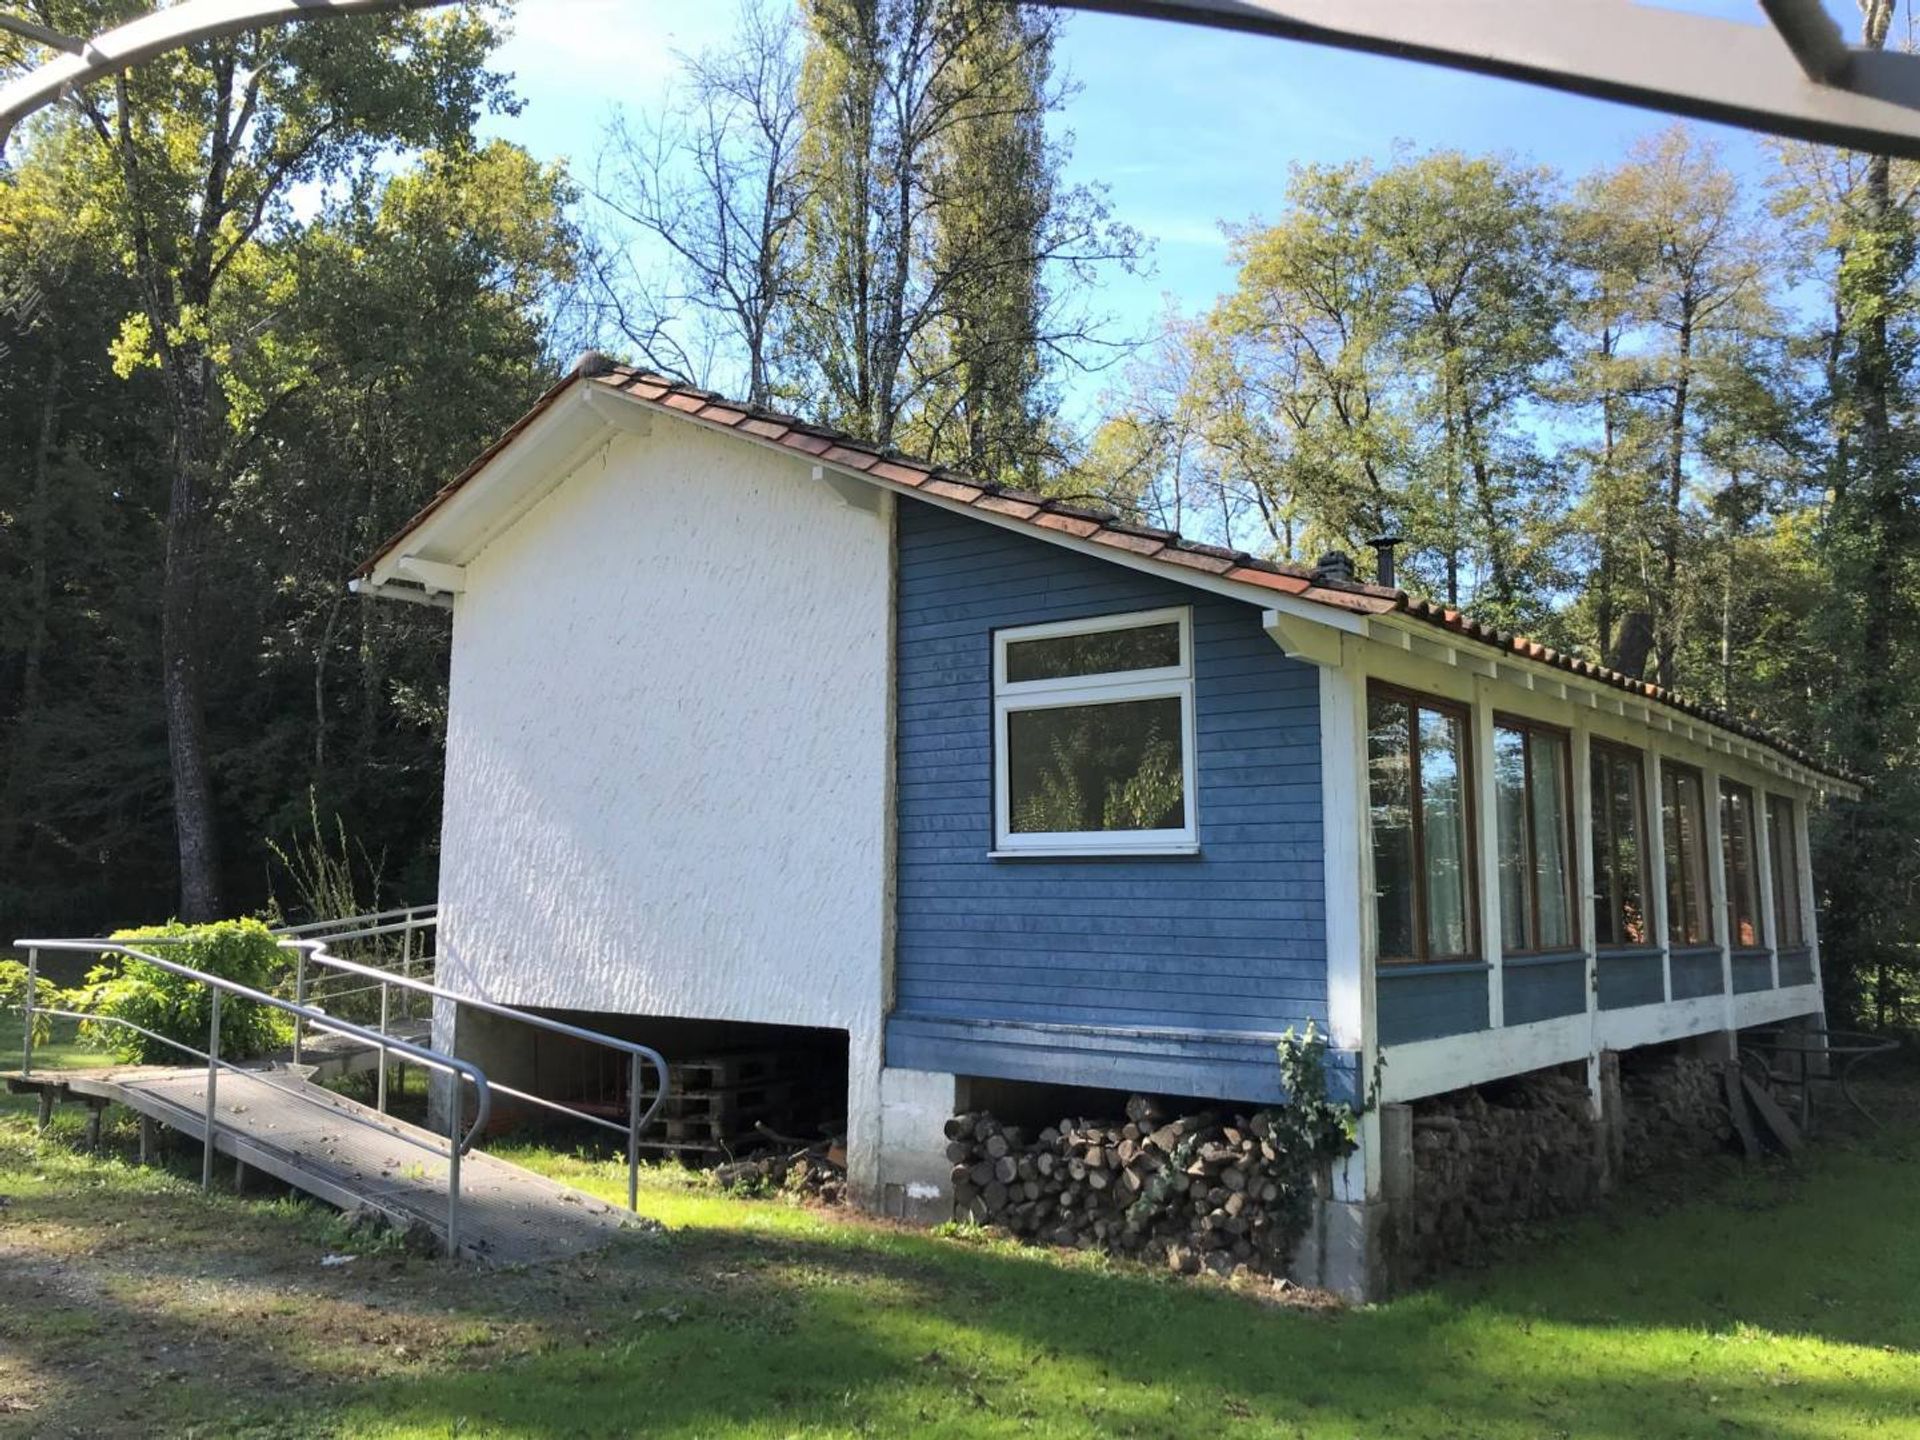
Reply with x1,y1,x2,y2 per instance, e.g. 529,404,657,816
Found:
885,498,1328,1104
432,420,894,1188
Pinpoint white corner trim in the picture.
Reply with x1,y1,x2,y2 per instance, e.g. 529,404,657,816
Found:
1319,657,1367,1057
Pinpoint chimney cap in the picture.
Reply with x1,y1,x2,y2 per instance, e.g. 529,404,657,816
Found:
1313,550,1356,585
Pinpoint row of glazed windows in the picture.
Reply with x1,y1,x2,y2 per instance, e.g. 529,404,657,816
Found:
1368,684,1810,967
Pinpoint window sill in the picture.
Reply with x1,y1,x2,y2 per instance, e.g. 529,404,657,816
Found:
1503,950,1586,970
1377,959,1492,978
988,844,1202,861
1596,945,1666,962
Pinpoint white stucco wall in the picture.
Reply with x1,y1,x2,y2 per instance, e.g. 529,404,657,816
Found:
433,416,893,1183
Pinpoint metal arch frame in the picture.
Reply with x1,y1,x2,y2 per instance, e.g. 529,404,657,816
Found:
6,0,1920,156
0,0,460,149
1037,0,1920,159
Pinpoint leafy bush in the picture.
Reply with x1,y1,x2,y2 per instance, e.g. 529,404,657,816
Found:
66,919,292,1064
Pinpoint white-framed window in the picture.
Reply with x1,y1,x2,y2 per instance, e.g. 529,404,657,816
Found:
991,606,1198,857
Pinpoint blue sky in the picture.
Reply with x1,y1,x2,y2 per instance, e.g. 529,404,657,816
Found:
480,0,1825,414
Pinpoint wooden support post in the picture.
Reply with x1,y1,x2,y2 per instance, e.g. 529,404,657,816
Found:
36,1088,53,1132
233,1155,250,1194
140,1116,160,1165
84,1102,103,1152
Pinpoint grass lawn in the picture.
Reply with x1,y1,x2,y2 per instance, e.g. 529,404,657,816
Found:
2,1015,1917,1439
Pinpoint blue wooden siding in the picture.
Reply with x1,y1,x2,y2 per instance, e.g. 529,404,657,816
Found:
1778,947,1815,988
1597,948,1665,1010
1503,952,1586,1025
1731,949,1773,994
1377,964,1490,1045
1671,946,1726,1000
886,498,1328,1101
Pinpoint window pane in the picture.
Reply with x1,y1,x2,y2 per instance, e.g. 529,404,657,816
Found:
1722,783,1761,948
1007,697,1184,834
1593,748,1647,947
1493,727,1532,949
1529,730,1574,948
1368,697,1417,961
1419,707,1472,957
1005,621,1181,683
1769,796,1804,948
1664,768,1709,945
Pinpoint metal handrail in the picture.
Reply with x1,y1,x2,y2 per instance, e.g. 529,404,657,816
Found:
287,938,669,1212
15,937,490,1255
274,903,437,937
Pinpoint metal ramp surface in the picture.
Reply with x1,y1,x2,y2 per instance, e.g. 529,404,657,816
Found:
7,1064,635,1267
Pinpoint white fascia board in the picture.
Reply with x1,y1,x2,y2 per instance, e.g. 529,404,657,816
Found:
366,385,635,589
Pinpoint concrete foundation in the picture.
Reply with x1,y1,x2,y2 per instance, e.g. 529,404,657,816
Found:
869,1065,961,1220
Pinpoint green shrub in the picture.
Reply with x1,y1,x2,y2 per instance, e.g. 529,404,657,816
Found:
67,919,292,1064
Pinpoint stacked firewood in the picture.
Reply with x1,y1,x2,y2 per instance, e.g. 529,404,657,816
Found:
1407,1072,1602,1276
946,1096,1319,1277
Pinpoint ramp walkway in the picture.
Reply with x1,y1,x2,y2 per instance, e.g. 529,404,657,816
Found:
10,925,669,1266
7,1062,631,1265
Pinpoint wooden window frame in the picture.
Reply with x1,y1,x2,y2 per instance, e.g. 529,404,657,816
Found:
1720,778,1764,951
1491,713,1581,956
1368,682,1480,967
1590,739,1652,950
990,606,1198,857
1661,761,1712,946
1767,793,1807,950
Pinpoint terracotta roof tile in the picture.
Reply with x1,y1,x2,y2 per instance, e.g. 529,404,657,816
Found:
354,359,1859,786
1149,545,1235,576
1091,529,1167,558
871,459,931,487
976,494,1045,521
822,445,880,472
922,477,987,504
1223,565,1310,595
1033,511,1103,539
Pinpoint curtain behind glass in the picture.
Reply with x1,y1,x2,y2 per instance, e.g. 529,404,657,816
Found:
1530,731,1573,948
1493,728,1530,949
1419,708,1471,957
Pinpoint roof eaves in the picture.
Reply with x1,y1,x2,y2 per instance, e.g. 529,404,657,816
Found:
353,360,1862,788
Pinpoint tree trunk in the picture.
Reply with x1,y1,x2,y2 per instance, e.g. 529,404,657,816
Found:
162,348,224,921
1657,309,1693,690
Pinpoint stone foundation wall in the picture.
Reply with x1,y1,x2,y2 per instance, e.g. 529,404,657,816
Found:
1403,1051,1738,1282
1620,1053,1734,1176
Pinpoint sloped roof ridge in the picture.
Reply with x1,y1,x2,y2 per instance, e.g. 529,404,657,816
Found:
358,361,1858,785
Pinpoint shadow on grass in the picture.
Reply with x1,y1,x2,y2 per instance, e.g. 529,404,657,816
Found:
6,1092,1920,1439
